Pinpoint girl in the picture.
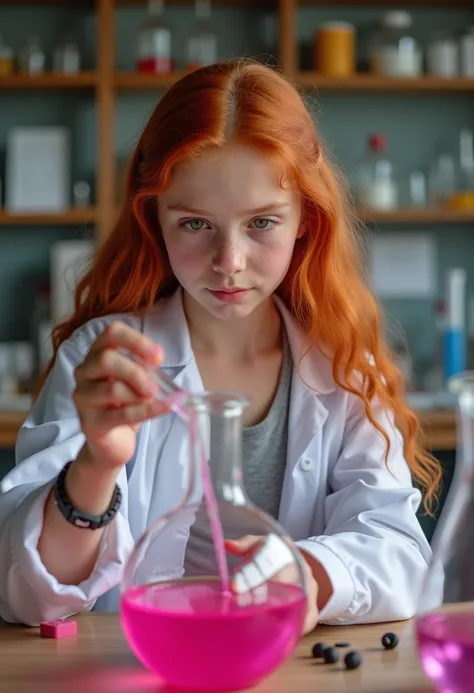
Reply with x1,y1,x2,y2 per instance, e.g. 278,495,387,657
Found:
0,60,441,628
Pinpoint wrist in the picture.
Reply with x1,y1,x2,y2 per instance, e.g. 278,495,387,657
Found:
64,450,122,517
299,548,334,611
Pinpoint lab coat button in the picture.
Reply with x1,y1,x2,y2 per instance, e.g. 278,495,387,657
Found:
300,458,312,471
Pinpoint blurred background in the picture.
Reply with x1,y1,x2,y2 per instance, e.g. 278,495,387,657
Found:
0,0,473,537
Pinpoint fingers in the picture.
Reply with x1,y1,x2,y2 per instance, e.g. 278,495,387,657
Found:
74,379,154,409
224,535,262,557
230,534,296,594
75,322,163,401
76,348,157,398
84,398,167,429
89,321,162,365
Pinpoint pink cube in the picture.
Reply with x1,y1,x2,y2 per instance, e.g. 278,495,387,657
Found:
39,619,77,639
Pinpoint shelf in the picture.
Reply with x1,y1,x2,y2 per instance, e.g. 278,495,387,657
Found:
0,73,97,90
299,0,474,5
0,208,98,226
357,208,474,224
296,73,474,93
0,407,457,450
117,0,273,4
115,72,191,90
0,412,25,449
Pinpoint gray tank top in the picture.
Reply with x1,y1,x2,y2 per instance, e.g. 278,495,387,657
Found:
242,338,292,518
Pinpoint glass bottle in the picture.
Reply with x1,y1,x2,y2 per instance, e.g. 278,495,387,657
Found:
53,35,81,75
19,36,46,76
0,34,14,76
449,129,474,211
416,371,474,693
357,133,398,211
137,0,174,75
186,0,217,70
429,153,457,207
120,373,308,692
370,11,422,78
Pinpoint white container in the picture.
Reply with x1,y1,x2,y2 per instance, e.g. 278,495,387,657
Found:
460,27,474,77
5,127,71,213
359,176,398,210
370,11,422,77
427,37,458,77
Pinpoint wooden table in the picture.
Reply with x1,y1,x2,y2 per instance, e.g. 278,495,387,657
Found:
0,409,457,451
0,613,434,693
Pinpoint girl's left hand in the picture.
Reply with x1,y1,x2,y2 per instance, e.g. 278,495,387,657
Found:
225,535,319,635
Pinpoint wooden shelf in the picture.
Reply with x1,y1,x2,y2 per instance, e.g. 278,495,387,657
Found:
0,412,25,449
0,73,97,90
296,73,474,93
299,0,474,5
0,407,457,450
357,207,474,224
117,0,273,4
115,71,191,90
0,208,98,226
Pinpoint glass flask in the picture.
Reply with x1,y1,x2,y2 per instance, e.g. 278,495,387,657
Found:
416,371,474,693
356,133,398,211
120,372,308,692
186,0,217,70
136,0,173,74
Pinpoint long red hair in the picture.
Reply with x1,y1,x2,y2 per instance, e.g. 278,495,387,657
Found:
50,60,441,512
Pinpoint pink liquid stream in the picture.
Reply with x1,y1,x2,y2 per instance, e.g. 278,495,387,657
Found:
121,580,306,692
417,612,474,693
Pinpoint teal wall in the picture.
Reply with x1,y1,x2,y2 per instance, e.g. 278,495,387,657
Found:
0,4,473,365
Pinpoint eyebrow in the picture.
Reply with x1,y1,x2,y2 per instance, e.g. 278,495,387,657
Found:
166,202,291,215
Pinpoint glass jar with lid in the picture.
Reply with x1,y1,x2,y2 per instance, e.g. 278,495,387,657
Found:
370,11,422,77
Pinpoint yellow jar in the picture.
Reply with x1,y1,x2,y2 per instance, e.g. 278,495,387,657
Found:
314,22,356,76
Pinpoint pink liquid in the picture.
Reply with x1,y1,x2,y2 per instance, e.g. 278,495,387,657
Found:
417,612,474,692
121,580,306,692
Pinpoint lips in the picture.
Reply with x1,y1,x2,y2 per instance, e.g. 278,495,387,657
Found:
207,288,249,303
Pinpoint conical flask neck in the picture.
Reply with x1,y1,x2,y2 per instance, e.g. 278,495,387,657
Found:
185,392,248,505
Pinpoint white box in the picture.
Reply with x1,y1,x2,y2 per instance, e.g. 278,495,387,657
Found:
51,240,94,324
369,233,437,299
6,126,71,213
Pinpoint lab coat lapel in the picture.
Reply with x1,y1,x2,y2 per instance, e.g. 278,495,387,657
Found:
274,296,333,538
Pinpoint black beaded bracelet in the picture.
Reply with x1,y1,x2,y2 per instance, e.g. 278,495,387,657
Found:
53,461,122,530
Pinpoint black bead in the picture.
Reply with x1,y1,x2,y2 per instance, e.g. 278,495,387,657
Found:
344,651,362,670
381,632,399,650
323,647,340,664
311,642,328,658
335,641,351,648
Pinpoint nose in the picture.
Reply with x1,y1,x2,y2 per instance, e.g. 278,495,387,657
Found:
211,238,246,276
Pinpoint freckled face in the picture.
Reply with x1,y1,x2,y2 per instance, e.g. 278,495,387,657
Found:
157,144,303,320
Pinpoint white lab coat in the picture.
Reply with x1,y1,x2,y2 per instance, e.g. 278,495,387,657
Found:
0,290,434,626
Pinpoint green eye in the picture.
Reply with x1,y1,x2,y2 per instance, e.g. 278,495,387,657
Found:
183,219,207,231
252,218,272,230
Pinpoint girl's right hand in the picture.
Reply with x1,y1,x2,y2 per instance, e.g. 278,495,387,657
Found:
73,321,168,469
